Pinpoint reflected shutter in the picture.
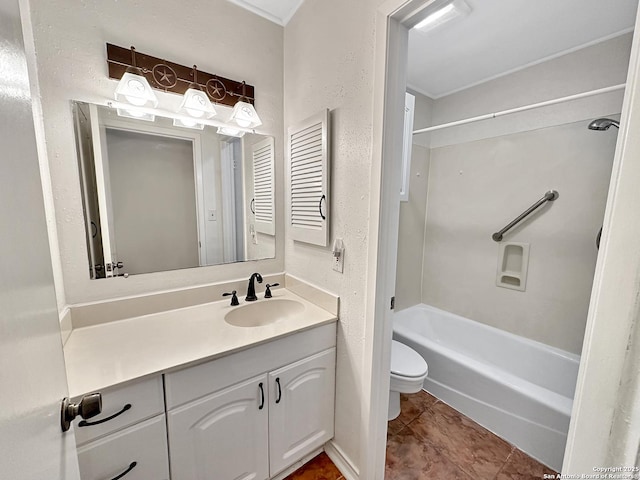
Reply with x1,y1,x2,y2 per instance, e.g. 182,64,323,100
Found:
252,137,275,235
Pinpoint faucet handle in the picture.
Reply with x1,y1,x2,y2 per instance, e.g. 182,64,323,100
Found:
223,290,239,306
264,283,280,298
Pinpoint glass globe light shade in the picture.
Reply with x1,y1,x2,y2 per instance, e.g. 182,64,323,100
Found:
114,71,158,108
179,88,216,119
230,100,262,129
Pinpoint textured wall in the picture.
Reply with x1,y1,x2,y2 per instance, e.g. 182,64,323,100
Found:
394,144,430,312
395,90,432,311
422,119,617,354
429,34,632,148
27,0,285,304
412,35,630,354
284,0,383,469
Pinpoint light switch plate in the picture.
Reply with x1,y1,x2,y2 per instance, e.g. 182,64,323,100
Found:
208,209,217,221
332,238,344,273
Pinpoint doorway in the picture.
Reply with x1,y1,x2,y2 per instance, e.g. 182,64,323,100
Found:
366,0,640,477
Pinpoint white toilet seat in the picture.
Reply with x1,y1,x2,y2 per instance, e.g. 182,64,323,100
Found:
388,340,428,421
391,340,428,378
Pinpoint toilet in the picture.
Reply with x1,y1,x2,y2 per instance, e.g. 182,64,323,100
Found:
388,340,429,420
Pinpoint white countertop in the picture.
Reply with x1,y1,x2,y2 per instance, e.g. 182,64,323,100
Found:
63,289,337,398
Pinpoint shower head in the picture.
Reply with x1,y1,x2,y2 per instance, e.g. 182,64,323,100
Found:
588,118,620,131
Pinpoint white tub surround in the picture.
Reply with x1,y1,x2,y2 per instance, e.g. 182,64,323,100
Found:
393,304,580,471
64,288,337,399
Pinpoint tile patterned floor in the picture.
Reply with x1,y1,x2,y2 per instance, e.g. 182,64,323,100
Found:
386,391,559,480
287,391,558,480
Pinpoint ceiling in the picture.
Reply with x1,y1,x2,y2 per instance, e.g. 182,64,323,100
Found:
407,0,638,99
227,0,305,26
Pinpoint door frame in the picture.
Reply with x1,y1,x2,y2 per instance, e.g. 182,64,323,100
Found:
364,0,640,477
220,138,238,263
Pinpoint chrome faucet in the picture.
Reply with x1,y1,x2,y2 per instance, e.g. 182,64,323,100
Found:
245,272,263,302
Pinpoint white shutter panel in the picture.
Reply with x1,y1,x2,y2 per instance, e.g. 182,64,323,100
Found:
252,137,275,235
288,109,330,246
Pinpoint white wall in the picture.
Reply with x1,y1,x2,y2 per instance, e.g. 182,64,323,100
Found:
284,0,388,469
395,90,432,311
27,0,284,305
422,119,617,354
394,144,430,311
428,33,632,148
407,88,433,148
404,35,631,354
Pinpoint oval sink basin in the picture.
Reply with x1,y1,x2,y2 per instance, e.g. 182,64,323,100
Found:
224,299,305,327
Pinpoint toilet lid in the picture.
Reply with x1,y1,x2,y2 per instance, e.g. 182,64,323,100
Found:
391,340,428,378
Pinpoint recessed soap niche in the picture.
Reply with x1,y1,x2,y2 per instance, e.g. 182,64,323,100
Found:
496,242,530,292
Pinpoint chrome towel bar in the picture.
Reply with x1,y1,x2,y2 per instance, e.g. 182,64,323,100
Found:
492,190,559,242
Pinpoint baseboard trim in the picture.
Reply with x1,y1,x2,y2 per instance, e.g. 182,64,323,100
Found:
324,441,359,480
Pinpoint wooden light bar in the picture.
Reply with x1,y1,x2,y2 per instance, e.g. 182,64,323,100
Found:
106,43,255,108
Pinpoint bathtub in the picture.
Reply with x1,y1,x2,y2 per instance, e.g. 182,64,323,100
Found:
393,304,580,471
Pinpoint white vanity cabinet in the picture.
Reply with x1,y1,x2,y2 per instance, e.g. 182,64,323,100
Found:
72,320,337,480
165,323,337,480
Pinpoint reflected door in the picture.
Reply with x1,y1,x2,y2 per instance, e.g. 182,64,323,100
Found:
104,128,200,275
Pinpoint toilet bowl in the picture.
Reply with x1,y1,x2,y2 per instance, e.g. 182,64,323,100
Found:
388,340,428,420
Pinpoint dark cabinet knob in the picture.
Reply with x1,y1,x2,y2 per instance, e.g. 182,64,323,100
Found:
78,393,102,420
61,393,102,432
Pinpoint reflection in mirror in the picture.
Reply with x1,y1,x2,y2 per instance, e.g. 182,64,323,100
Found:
72,101,275,279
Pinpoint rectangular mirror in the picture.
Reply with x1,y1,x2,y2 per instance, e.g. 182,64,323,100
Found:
72,101,276,279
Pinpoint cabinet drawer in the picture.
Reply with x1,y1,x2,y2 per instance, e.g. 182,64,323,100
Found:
74,375,164,445
77,415,169,480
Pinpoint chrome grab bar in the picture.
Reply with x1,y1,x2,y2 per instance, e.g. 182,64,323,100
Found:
492,190,559,242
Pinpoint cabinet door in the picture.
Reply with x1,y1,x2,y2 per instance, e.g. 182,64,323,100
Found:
268,348,336,476
167,374,269,480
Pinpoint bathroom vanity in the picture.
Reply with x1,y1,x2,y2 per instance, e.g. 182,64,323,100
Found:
63,286,338,480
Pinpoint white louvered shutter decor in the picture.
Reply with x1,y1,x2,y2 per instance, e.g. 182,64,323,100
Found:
252,137,276,235
287,109,330,246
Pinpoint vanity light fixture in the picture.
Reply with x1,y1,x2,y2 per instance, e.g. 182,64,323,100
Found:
217,126,246,138
178,65,217,121
413,0,471,33
114,47,158,108
230,81,262,129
